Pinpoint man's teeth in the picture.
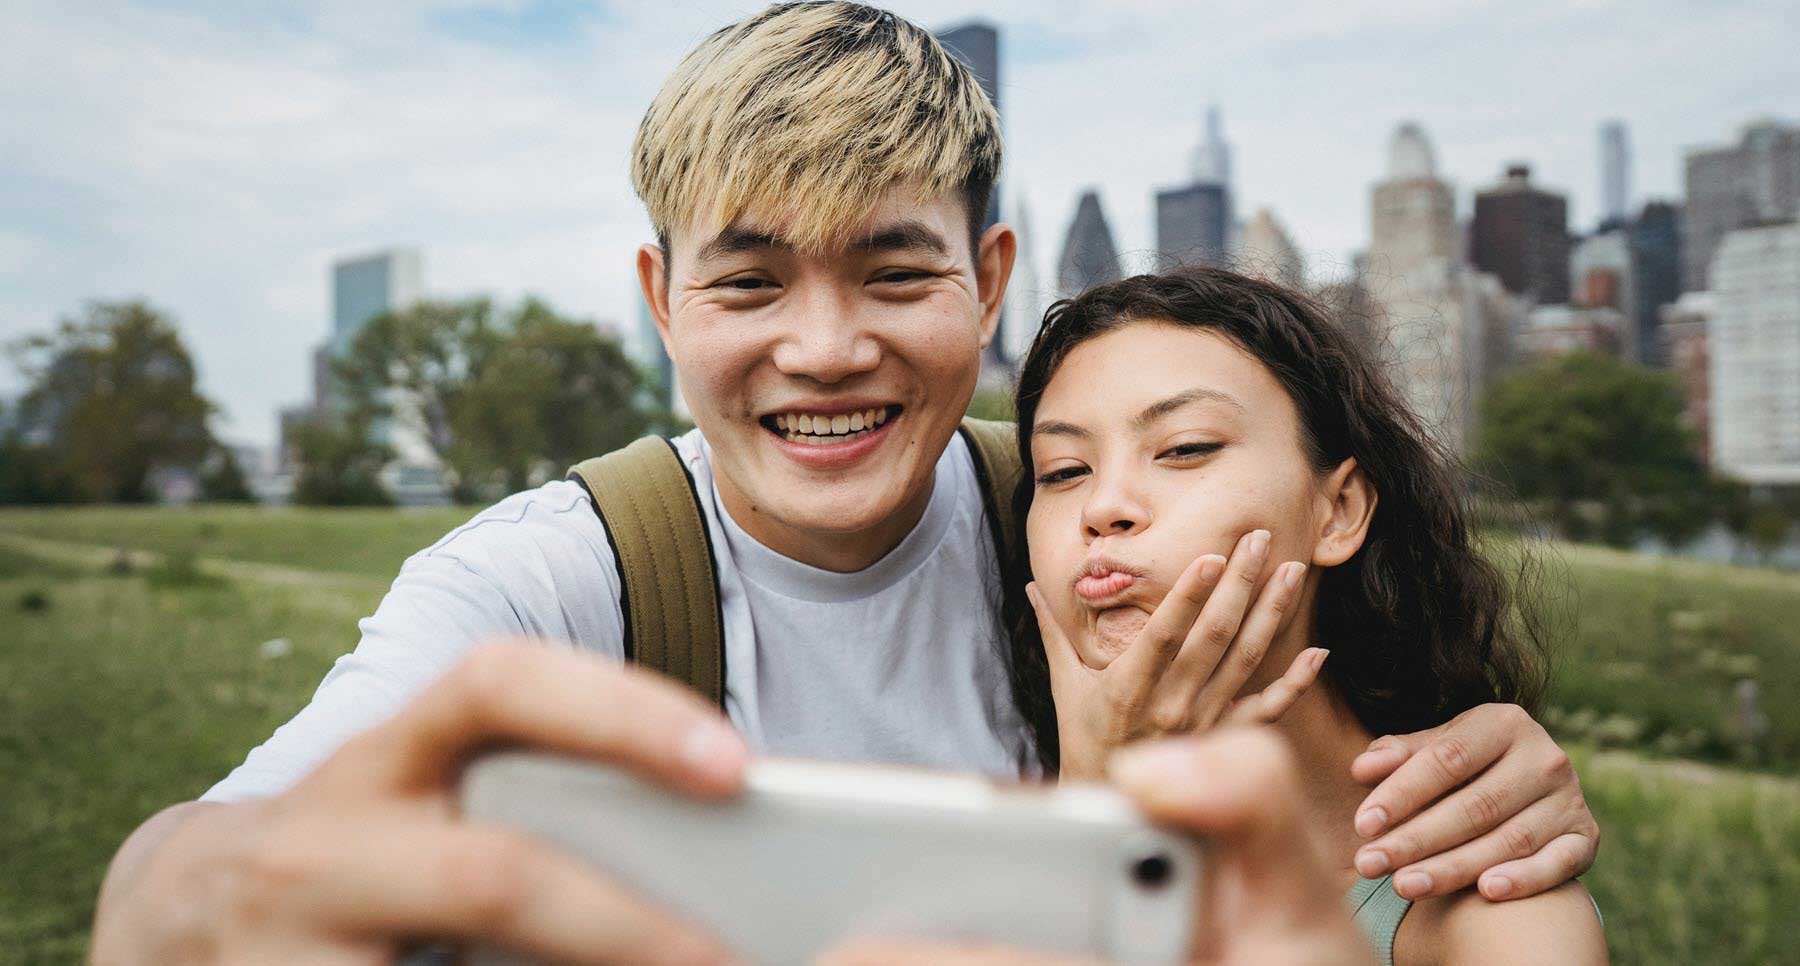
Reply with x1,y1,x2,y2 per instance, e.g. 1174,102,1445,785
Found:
772,407,889,443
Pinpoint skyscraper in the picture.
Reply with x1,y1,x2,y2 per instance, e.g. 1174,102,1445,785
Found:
1155,183,1230,270
1570,227,1635,352
1600,120,1631,227
1001,194,1047,366
1682,119,1800,292
1469,163,1572,305
1363,123,1520,454
1057,190,1123,298
1191,105,1232,189
1629,201,1683,365
330,249,422,356
1368,123,1457,281
935,22,1002,234
1237,208,1303,287
935,21,1004,370
1708,221,1800,484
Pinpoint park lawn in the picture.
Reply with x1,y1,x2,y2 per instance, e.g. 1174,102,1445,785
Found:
2,509,1799,962
1544,541,1800,771
0,504,469,579
0,543,382,961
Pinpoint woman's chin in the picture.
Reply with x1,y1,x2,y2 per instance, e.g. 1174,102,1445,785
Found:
1077,608,1148,669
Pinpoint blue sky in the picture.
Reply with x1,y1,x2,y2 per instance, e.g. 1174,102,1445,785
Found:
3,0,1797,445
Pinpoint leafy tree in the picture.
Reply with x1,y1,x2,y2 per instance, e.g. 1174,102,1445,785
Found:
198,446,256,503
332,297,652,503
6,301,217,502
289,412,394,506
1477,352,1711,547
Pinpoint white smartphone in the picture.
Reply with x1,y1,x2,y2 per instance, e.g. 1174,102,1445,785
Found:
455,750,1203,964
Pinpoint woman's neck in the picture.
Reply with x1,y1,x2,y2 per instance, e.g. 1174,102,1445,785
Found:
1269,671,1379,889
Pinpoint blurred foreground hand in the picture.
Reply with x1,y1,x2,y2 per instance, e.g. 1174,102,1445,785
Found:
821,727,1373,966
89,642,742,965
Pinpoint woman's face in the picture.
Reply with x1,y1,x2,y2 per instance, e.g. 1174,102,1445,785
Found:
1025,321,1331,671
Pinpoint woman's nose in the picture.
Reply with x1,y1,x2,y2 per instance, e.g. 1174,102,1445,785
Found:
1080,477,1150,539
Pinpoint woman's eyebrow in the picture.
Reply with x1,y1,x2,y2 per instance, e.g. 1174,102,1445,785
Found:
1134,387,1245,426
1033,419,1091,440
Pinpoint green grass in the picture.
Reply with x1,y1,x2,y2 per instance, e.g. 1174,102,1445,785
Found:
1536,542,1800,772
0,504,469,578
0,542,384,961
1577,749,1800,964
2,509,1799,962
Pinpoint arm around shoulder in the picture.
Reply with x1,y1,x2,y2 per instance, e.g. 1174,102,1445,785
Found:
1403,880,1607,966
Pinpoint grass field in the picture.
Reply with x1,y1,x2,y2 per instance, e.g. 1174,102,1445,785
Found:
2,507,1798,963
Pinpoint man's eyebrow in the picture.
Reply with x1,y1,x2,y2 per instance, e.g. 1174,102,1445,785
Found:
694,226,787,263
849,220,950,257
1135,387,1247,425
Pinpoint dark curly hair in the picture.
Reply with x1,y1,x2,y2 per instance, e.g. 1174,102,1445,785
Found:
1002,267,1550,774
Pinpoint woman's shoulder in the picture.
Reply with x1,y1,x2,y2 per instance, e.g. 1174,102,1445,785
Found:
1396,880,1606,966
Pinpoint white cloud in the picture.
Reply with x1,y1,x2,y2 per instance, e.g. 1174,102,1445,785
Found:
2,0,1796,443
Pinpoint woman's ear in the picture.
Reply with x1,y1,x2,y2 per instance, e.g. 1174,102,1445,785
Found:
1312,458,1377,568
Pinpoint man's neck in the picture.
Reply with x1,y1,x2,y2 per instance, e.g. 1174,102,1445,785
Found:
714,466,939,574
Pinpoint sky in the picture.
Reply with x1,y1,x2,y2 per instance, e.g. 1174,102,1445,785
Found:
3,0,1797,447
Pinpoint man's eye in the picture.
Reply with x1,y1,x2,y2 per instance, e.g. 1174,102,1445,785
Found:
874,270,931,284
720,277,775,291
1034,466,1088,486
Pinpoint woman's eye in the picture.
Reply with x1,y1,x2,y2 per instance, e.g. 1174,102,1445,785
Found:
1160,442,1222,460
1034,466,1088,486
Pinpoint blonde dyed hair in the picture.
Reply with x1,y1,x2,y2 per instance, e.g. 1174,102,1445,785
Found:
632,2,1001,256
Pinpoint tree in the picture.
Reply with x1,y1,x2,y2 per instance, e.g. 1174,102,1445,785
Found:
7,301,218,503
331,297,652,503
198,446,257,503
289,412,394,507
1477,352,1711,547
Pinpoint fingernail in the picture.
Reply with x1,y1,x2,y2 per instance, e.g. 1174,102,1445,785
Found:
1310,647,1329,671
1395,871,1433,898
1249,529,1271,560
1484,875,1513,899
1354,805,1387,837
1355,848,1390,877
681,721,746,780
1284,561,1306,589
1197,554,1227,582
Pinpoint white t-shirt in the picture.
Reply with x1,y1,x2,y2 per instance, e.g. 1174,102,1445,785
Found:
201,429,1035,802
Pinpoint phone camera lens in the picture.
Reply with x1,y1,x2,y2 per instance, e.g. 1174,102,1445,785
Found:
1130,853,1173,890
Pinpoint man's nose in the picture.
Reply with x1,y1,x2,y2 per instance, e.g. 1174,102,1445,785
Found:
1081,474,1151,539
770,293,880,383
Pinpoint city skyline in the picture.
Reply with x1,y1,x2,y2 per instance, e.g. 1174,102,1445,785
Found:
3,0,1798,445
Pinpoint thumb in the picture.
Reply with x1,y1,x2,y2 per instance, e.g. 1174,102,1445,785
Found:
1110,730,1346,935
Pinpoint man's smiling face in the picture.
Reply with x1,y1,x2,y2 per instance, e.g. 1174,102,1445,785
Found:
639,185,1011,572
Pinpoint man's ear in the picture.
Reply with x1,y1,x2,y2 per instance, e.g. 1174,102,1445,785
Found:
1312,458,1377,568
975,222,1017,350
637,243,676,354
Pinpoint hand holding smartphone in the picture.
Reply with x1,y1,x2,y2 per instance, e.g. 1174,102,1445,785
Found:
459,752,1204,964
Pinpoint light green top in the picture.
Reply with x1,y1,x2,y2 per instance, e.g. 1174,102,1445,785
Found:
1347,874,1414,966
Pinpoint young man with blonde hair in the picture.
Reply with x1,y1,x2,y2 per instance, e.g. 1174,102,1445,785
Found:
93,5,1598,961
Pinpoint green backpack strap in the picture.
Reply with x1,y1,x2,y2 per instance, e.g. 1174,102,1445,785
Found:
957,416,1023,564
567,437,725,708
